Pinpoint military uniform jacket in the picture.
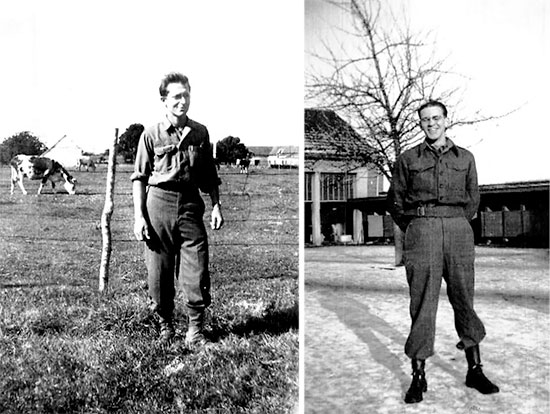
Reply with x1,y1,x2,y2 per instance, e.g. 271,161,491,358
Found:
387,138,480,232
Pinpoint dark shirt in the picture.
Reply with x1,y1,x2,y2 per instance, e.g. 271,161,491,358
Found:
388,138,480,231
131,117,219,194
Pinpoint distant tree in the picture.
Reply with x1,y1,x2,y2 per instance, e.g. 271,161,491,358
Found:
118,123,144,163
0,131,47,164
216,136,250,164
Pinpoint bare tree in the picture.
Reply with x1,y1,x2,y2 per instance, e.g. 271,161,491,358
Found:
306,0,512,179
306,0,517,262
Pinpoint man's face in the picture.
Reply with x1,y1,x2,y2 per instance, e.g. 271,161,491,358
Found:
419,105,446,142
162,82,190,118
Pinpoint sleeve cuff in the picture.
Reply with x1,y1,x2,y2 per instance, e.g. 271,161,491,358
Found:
130,172,148,182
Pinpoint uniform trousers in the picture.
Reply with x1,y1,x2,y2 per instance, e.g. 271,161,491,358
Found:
144,186,211,321
403,216,486,360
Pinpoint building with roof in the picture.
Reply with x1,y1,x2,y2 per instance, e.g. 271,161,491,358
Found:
305,108,549,248
245,146,273,167
304,108,384,245
267,146,299,168
476,180,549,247
41,135,84,168
351,179,549,248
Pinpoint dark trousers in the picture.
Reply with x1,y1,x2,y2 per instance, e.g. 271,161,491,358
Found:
144,186,210,320
403,216,486,359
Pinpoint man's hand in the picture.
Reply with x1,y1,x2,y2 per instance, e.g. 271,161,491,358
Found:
134,216,150,241
210,203,224,230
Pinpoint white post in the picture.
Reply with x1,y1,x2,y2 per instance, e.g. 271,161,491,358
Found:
353,209,364,244
311,171,322,246
99,128,118,292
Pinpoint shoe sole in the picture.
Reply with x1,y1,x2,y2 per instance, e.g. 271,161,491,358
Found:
404,381,427,403
404,395,423,404
465,382,500,394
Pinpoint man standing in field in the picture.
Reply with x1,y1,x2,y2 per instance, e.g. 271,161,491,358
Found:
132,72,223,346
388,101,499,403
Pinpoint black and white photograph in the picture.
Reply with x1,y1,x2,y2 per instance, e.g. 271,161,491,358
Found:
0,1,301,413
305,0,548,413
1,0,549,413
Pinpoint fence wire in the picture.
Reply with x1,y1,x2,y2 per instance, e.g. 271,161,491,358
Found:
0,167,298,248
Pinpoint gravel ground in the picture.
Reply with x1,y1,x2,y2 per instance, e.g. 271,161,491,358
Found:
304,246,549,414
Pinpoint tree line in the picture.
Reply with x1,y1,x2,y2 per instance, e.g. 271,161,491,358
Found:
0,128,251,165
117,124,252,164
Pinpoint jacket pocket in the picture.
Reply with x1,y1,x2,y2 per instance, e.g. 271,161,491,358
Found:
446,160,468,191
409,161,436,193
153,144,178,173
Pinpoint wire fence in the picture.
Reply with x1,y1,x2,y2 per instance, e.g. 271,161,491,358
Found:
0,168,299,247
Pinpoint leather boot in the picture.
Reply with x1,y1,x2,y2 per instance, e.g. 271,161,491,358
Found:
465,345,499,394
185,308,210,347
404,359,428,404
159,316,175,343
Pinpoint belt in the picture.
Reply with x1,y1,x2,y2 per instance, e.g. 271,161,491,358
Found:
404,205,465,217
152,181,195,193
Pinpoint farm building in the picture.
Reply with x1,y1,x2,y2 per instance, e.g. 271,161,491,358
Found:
41,135,84,169
247,146,273,167
343,180,549,248
304,108,385,245
475,180,549,247
304,108,549,248
267,146,299,168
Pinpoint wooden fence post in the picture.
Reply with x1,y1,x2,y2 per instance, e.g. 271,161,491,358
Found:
99,128,118,292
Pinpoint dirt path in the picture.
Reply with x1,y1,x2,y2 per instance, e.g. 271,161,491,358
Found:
304,246,549,414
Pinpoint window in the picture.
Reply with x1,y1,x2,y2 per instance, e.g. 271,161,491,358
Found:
305,173,313,201
321,173,355,201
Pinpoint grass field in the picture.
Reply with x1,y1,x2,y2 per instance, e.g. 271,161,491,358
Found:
0,163,298,413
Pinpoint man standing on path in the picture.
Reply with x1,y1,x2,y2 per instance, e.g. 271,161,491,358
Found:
132,72,223,346
388,101,499,403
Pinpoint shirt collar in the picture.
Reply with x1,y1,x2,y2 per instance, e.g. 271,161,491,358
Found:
420,138,459,156
161,116,190,132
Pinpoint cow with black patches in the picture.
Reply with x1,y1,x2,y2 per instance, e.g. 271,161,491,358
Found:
10,155,77,195
236,158,250,174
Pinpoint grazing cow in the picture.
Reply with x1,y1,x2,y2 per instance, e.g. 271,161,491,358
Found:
10,155,77,195
236,158,250,174
77,156,96,171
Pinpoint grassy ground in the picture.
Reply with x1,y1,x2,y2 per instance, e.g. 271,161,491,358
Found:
0,164,298,413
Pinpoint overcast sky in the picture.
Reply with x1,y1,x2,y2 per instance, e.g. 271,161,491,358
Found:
0,0,303,153
306,0,549,185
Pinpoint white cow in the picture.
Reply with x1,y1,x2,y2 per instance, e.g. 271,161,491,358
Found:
77,156,96,171
10,155,77,195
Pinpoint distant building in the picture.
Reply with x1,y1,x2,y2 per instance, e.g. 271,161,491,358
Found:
247,146,273,167
267,146,299,168
351,179,549,248
304,108,384,245
476,180,549,247
41,135,84,168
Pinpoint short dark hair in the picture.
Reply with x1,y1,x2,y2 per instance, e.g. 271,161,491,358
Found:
417,100,448,118
159,72,190,97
